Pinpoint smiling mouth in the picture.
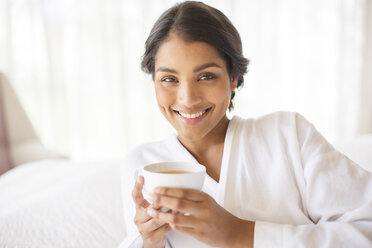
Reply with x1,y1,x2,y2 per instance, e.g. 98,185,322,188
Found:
173,108,211,119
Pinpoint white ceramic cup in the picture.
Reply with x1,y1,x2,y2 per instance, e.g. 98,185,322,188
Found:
134,161,206,195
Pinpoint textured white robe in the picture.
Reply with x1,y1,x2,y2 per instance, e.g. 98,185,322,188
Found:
120,112,372,247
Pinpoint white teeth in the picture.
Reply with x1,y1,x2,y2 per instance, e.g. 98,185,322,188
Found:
178,110,207,119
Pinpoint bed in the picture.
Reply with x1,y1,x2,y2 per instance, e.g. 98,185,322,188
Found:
0,159,126,247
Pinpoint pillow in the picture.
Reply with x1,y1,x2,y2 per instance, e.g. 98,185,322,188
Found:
0,72,66,168
0,83,12,175
10,139,67,167
334,134,372,173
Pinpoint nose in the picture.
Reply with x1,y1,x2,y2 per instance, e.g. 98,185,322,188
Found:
177,80,202,107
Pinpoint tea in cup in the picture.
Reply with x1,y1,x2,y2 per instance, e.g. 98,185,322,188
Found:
134,161,206,194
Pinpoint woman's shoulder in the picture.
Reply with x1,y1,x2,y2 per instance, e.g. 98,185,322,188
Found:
237,111,311,127
231,111,314,139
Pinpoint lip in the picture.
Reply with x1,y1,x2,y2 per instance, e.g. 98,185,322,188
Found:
173,107,211,125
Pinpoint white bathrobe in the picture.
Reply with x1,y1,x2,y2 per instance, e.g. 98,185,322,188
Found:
119,112,372,248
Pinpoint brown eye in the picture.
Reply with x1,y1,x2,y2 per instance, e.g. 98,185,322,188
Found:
198,73,216,81
161,76,178,83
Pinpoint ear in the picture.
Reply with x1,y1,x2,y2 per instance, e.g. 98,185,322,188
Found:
231,76,238,91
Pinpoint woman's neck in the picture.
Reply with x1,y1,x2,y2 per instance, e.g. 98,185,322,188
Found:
179,116,229,156
177,116,230,181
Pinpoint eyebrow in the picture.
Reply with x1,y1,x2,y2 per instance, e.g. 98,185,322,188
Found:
155,67,178,73
155,62,222,74
193,62,222,72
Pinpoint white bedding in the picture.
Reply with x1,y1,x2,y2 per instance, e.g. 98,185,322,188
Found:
0,159,127,247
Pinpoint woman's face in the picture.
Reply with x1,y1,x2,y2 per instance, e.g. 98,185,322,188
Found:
153,33,237,143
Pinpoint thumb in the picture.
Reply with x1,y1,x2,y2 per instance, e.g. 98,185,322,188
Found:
132,176,150,208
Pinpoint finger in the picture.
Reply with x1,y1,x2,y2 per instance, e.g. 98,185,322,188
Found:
171,225,197,237
132,176,150,208
142,217,169,233
150,193,200,215
135,204,171,226
154,187,205,202
147,208,197,228
149,223,172,241
134,205,152,224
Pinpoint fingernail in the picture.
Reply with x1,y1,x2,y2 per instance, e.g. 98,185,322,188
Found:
154,187,160,193
147,208,155,216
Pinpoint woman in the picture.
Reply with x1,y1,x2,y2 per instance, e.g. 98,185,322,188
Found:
120,1,372,247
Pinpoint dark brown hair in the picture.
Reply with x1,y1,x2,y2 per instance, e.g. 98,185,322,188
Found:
141,1,249,111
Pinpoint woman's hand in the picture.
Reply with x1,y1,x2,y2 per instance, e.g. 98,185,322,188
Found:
132,176,172,248
147,187,255,248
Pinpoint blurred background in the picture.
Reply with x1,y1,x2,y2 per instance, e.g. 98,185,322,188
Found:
0,0,371,161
